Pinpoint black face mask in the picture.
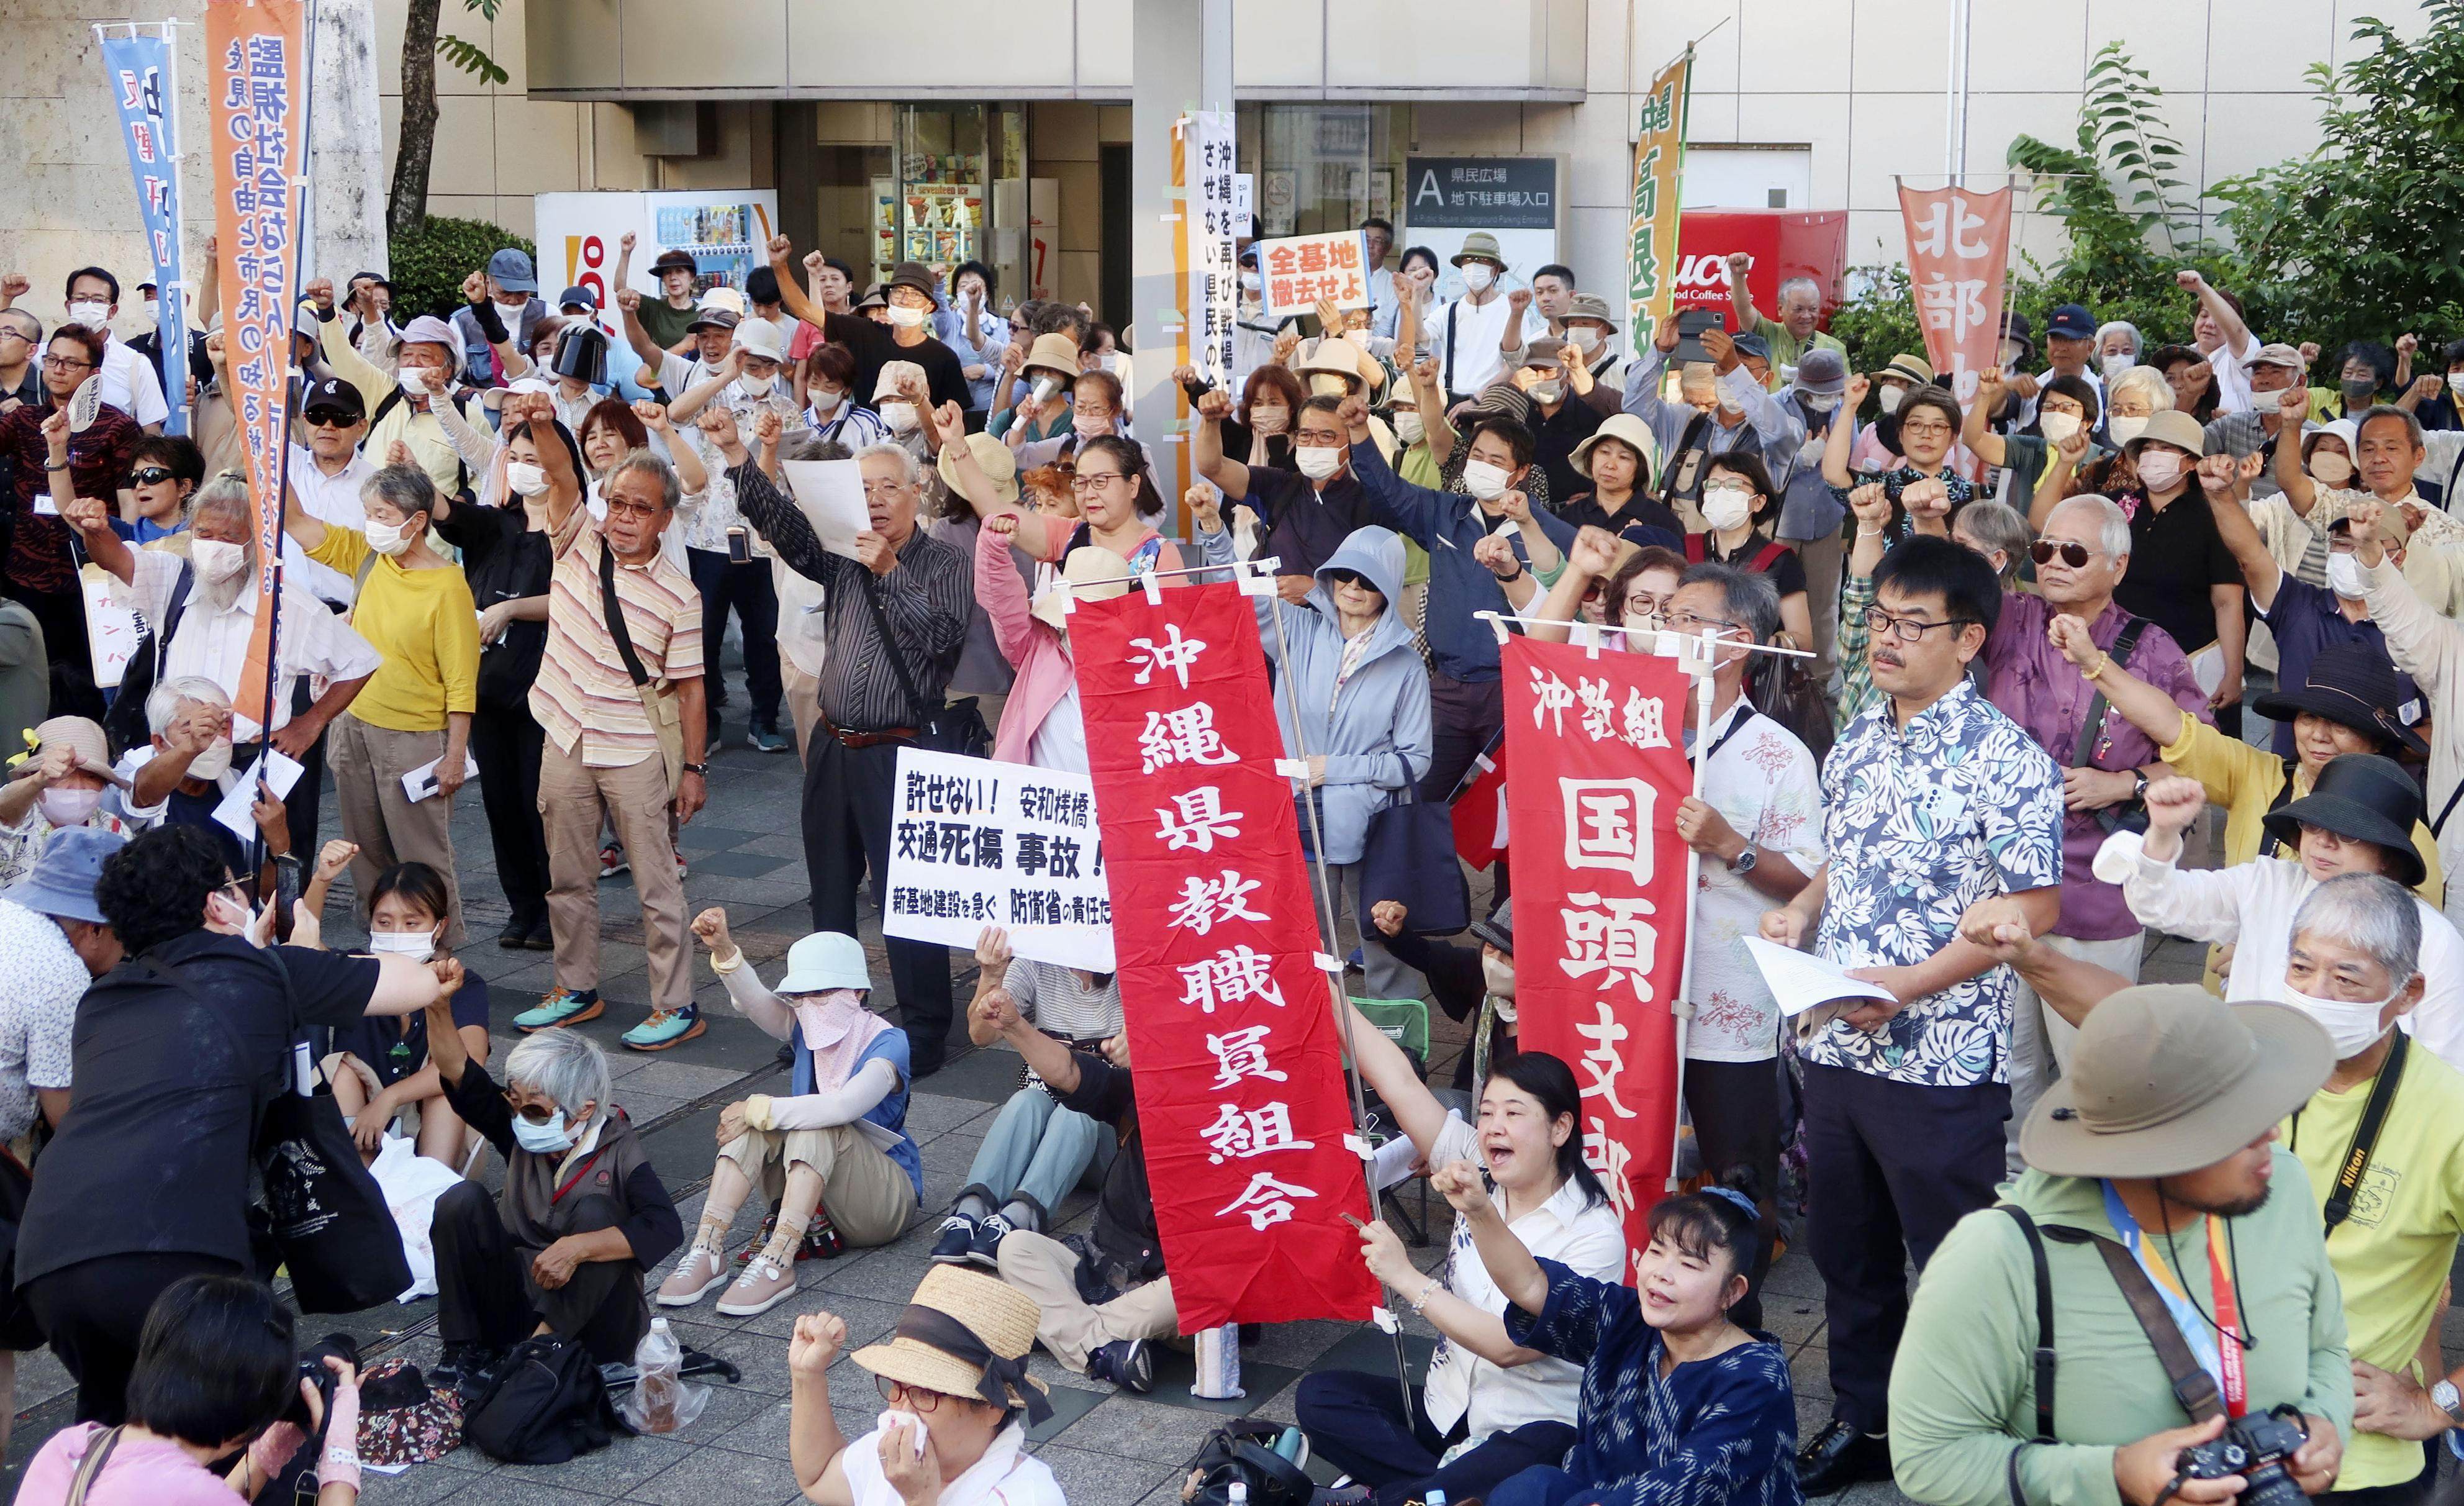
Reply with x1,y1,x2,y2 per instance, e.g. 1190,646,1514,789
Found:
2344,378,2381,406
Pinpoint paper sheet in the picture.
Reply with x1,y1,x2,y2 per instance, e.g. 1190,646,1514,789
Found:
400,753,480,804
1369,1132,1423,1195
212,749,307,846
780,458,872,561
1741,935,1898,1043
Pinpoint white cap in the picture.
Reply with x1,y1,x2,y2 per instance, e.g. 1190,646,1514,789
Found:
776,931,873,993
732,318,788,364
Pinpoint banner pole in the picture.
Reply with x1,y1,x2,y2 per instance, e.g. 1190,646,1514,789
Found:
1666,631,1719,1190
1263,585,1413,1415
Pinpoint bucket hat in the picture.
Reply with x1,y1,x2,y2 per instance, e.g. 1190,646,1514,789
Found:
2252,642,2426,758
1021,333,1082,387
1468,898,1513,956
1793,348,1848,396
1570,413,1661,489
850,1266,1051,1424
938,433,1019,507
1451,232,1506,268
776,931,873,994
2,825,125,925
1564,293,1619,335
2261,752,2427,888
2122,410,2208,461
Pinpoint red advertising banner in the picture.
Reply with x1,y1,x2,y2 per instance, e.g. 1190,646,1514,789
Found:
1503,636,1692,1276
1074,582,1378,1331
1674,210,1850,324
1898,184,2012,405
205,0,307,724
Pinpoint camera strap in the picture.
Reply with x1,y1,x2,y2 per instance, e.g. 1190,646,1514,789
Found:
2040,1218,2235,1424
2293,1027,2407,1238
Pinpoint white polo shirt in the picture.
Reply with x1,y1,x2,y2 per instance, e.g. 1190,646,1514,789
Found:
1684,697,1826,1063
99,334,168,428
125,547,383,739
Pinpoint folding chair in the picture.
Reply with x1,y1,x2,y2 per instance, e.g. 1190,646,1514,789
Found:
1350,996,1435,1245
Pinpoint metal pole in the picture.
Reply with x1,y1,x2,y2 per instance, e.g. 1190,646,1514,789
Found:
1666,630,1720,1190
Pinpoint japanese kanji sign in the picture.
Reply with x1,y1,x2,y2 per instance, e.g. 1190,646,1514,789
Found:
1176,110,1239,397
1075,582,1377,1331
1899,183,2012,404
1504,636,1691,1279
882,748,1115,973
1627,52,1690,340
99,26,189,437
206,0,307,728
1254,232,1372,320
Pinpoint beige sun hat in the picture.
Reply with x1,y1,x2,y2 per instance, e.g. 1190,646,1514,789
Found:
11,717,130,789
1021,333,1083,386
1295,336,1384,394
1569,412,1661,492
874,360,928,403
1030,545,1132,632
938,433,1020,506
849,1266,1051,1422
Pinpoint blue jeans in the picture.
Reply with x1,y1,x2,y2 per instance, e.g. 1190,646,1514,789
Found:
959,1086,1107,1222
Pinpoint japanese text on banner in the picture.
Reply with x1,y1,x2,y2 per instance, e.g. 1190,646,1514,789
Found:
1179,111,1239,395
1898,183,2012,404
882,748,1116,973
204,0,307,725
99,27,189,437
1503,637,1691,1276
1627,52,1690,339
1072,583,1377,1331
1254,232,1371,320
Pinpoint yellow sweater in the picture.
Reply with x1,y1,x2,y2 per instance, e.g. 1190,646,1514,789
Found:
306,527,481,733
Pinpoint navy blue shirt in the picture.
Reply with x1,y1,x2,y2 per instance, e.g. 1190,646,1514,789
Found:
328,969,493,1089
2261,576,2416,758
1349,438,1577,682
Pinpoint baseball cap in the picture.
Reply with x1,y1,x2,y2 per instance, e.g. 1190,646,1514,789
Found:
556,285,599,315
301,377,367,422
686,306,741,335
1731,330,1771,362
2251,343,2308,371
2046,303,2095,340
486,248,537,295
1523,337,1570,369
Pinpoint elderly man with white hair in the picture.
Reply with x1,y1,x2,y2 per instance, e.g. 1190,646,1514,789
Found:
303,276,494,502
1980,491,2211,1167
1723,253,1844,373
421,982,683,1393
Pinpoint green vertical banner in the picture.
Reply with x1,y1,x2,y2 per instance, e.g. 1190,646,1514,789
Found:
1627,51,1691,342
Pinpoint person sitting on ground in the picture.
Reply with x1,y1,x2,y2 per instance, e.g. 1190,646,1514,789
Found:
784,1267,1061,1506
0,716,135,887
422,999,681,1393
118,676,293,906
1438,1164,1801,1506
1298,1044,1623,1506
304,850,493,1169
19,1274,363,1506
930,925,1123,1268
658,909,922,1318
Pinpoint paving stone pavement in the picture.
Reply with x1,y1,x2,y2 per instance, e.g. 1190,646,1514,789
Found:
6,679,2458,1506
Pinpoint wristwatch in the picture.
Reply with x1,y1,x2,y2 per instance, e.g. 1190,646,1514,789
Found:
1728,845,1758,876
2132,773,2150,802
2432,1379,2460,1426
679,761,709,777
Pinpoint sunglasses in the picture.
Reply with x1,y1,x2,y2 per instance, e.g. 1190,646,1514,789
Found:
1326,568,1372,589
2028,540,2103,568
304,410,360,429
130,467,177,488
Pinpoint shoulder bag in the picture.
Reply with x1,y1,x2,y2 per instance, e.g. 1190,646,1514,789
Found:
598,542,686,787
2074,617,2150,835
856,569,989,757
1360,753,1470,936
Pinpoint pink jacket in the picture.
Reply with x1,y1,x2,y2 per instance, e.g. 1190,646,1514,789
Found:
977,519,1074,764
22,1423,305,1506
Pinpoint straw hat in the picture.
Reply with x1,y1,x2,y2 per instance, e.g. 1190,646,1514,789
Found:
1877,353,1934,386
1569,414,1660,491
1296,337,1383,394
851,1266,1051,1422
11,717,129,789
1031,545,1131,632
939,433,1020,506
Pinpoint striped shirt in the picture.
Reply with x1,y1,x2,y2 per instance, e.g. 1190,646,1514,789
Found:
531,507,704,768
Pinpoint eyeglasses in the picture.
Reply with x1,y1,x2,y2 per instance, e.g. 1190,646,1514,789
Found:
875,1376,950,1412
1070,471,1130,495
1667,610,1743,636
303,411,359,429
1862,606,1975,643
860,479,913,500
1897,418,1953,438
130,467,176,488
1621,591,1674,624
40,354,95,373
2029,540,2103,569
0,327,29,346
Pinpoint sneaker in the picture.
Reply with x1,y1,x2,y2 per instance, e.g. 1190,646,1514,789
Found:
599,842,629,879
748,723,790,754
515,987,601,1032
1085,1337,1153,1394
966,1212,1015,1268
657,1246,730,1307
930,1215,978,1264
623,1008,706,1051
715,1253,799,1316
431,1341,505,1402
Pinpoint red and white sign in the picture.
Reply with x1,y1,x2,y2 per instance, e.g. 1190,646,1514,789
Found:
1074,583,1379,1331
1255,231,1372,320
1674,210,1850,326
1504,637,1691,1276
1898,184,2013,404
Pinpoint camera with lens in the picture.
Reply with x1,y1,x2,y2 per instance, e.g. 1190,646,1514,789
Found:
2174,1405,2310,1506
284,1333,359,1430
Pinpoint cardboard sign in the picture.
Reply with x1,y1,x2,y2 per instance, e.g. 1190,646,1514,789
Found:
881,748,1116,973
1254,232,1371,320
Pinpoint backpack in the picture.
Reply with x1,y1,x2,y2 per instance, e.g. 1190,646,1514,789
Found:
1182,1420,1313,1506
462,1333,619,1464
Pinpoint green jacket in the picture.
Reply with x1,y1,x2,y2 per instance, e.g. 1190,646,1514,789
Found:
1890,1152,2353,1506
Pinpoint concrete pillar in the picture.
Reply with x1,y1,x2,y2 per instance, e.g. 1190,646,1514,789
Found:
1128,0,1233,522
307,0,389,281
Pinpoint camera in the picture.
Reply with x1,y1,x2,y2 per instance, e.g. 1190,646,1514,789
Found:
284,1333,358,1430
2175,1405,2309,1506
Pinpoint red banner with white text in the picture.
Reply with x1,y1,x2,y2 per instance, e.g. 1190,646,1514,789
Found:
206,0,307,725
1504,637,1692,1276
1074,582,1377,1331
1898,184,2011,407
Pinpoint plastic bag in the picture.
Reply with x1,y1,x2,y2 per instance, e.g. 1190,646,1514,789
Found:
618,1318,709,1433
365,1134,466,1302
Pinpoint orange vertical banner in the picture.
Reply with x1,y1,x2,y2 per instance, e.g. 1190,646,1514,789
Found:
1898,183,2012,406
206,0,307,727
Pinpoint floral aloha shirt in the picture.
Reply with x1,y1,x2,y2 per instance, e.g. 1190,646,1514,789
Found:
1802,678,2063,1087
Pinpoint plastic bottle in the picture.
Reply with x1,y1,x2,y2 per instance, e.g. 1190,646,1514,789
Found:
635,1318,683,1432
1427,1490,1448,1506
1229,1483,1249,1506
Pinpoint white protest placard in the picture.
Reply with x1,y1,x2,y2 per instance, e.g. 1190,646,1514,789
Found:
212,748,306,847
1255,231,1374,319
80,564,140,689
882,748,1113,973
780,459,871,562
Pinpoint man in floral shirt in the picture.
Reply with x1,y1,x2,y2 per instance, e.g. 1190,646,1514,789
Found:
1760,535,2062,1497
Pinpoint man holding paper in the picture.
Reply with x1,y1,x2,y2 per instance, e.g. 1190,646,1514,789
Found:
1757,535,2063,1496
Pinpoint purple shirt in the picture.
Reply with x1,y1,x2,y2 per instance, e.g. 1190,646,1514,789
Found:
1985,593,2211,939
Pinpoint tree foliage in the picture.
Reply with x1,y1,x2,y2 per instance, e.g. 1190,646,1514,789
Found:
386,216,532,322
387,0,506,239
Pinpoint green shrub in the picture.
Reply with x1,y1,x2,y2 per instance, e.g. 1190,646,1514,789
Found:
384,216,534,324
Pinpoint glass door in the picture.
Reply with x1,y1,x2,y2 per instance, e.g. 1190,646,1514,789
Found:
890,104,991,290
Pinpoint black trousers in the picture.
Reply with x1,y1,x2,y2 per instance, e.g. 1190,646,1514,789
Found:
24,1250,243,1423
687,547,782,729
471,699,551,927
1295,1372,1577,1506
1418,671,1503,803
1683,1055,1782,1330
1802,1062,2008,1433
802,733,953,1073
430,1182,648,1364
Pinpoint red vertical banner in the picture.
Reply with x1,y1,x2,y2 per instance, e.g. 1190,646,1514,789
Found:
1074,583,1378,1331
1503,637,1692,1276
205,0,307,722
1898,183,2011,407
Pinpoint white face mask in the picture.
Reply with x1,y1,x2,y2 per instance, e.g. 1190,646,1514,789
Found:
1798,391,1842,413
2102,352,2136,380
1480,951,1515,999
2039,411,2083,445
1701,485,1755,533
511,1109,575,1155
1240,270,1262,293
2134,449,2190,493
368,929,437,961
396,366,433,397
1877,384,1906,415
191,538,248,583
189,737,234,781
38,786,101,827
1295,445,1344,481
736,371,775,398
2327,551,2368,600
886,304,929,330
1528,380,1564,406
1462,460,1512,501
2108,414,2150,446
67,301,111,329
2311,450,2355,487
365,517,416,556
2282,982,2393,1058
505,461,549,497
1566,325,1601,352
808,389,845,417
1392,411,1425,447
879,402,918,434
1459,263,1496,293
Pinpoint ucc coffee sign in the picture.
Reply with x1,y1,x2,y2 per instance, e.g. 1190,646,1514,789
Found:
1673,209,1849,322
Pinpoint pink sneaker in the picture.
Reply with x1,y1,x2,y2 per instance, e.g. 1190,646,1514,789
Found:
715,1252,798,1316
656,1246,728,1307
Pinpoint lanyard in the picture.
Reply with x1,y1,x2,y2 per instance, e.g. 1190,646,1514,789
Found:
2102,1181,2247,1415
